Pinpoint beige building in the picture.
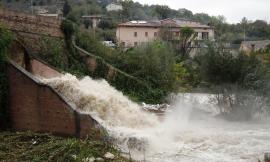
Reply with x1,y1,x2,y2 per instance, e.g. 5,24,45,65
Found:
116,18,215,48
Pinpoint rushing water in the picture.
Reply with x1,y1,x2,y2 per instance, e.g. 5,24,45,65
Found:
42,74,270,162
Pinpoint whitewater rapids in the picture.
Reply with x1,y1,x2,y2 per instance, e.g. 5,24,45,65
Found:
42,74,270,162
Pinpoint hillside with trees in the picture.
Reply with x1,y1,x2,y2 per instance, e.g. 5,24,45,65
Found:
1,0,270,43
61,0,270,43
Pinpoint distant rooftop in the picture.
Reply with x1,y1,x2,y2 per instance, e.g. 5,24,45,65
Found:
118,18,213,29
119,20,161,27
241,40,270,45
241,40,270,51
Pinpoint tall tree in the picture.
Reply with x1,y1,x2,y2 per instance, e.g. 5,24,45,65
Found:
154,5,171,19
63,0,71,17
179,27,196,59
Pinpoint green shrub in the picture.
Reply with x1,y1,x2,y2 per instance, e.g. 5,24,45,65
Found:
124,40,176,92
39,36,67,70
173,61,201,91
61,19,76,39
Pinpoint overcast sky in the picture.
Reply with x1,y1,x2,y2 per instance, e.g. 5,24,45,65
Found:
134,0,270,24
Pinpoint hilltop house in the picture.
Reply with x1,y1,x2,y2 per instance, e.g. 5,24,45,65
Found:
240,40,270,55
106,2,123,12
116,18,214,48
82,15,102,28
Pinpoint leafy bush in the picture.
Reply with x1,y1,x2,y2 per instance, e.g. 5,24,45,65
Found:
124,41,176,91
61,19,76,39
173,61,201,91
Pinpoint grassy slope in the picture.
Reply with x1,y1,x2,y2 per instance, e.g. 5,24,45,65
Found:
0,131,129,162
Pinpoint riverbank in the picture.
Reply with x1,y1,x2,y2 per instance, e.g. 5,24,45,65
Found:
0,131,129,162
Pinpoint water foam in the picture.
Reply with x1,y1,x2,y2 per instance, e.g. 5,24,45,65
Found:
42,74,159,128
42,73,270,162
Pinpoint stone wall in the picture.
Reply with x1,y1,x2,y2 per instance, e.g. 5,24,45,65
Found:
7,60,105,138
0,8,63,38
0,8,64,54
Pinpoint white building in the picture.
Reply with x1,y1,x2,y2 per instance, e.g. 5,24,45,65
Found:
106,3,123,12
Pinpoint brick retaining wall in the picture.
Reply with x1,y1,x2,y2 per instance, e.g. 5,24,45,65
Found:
7,60,105,138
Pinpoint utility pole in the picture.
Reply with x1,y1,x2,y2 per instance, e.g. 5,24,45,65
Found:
244,23,246,42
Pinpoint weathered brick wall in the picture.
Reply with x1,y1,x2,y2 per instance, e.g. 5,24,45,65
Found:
0,8,64,54
7,61,105,138
0,8,63,38
30,59,62,78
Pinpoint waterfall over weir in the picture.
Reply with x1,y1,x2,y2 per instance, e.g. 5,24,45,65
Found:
42,74,270,162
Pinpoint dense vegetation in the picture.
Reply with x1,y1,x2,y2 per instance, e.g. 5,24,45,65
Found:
195,43,268,87
0,26,13,129
0,131,128,162
193,42,270,119
2,0,270,43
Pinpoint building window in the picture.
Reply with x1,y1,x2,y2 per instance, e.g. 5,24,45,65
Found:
121,42,125,46
175,32,180,37
134,32,137,37
202,32,209,40
134,42,138,46
154,32,157,37
145,32,148,37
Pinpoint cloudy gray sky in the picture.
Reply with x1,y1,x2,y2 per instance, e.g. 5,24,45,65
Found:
134,0,270,24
